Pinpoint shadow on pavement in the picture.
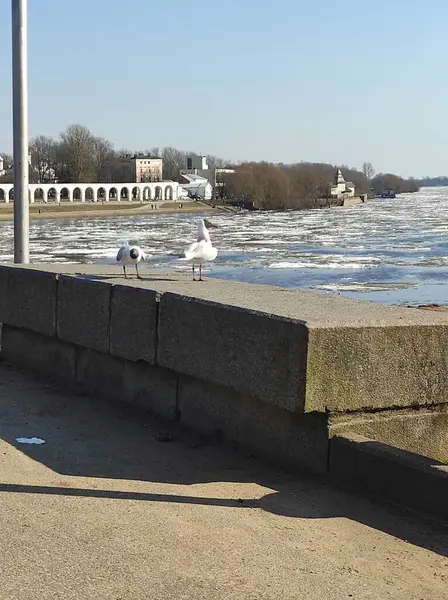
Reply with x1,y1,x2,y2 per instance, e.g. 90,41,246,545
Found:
0,362,447,558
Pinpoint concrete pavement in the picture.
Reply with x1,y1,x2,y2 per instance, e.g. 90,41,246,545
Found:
0,362,446,599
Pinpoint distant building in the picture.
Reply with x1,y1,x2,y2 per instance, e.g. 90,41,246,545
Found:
0,154,17,180
179,172,213,200
180,154,235,192
185,155,208,173
121,153,163,183
330,169,355,198
180,155,212,182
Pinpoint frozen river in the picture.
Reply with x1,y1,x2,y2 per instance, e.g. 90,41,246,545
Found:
0,186,447,306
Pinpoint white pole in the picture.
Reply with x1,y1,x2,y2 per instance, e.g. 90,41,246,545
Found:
11,0,29,263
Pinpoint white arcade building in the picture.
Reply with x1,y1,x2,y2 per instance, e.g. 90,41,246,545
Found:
0,181,182,203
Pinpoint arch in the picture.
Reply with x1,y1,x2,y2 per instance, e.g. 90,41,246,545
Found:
47,187,57,202
34,188,45,202
132,186,141,201
154,186,163,200
97,187,106,201
60,187,70,201
0,183,182,204
85,187,95,201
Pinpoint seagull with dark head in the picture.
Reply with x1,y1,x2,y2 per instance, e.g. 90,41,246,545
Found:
117,243,146,279
180,218,218,281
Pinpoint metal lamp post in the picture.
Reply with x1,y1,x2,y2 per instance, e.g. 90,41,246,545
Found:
11,0,29,263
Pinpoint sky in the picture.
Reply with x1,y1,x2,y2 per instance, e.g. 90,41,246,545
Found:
1,0,448,177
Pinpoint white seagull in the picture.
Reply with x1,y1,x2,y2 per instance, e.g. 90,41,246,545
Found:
117,243,146,279
180,218,218,281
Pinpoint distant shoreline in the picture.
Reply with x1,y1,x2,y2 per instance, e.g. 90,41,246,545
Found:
0,201,217,222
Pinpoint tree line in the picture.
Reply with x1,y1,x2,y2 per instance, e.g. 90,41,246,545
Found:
221,161,420,210
1,124,421,211
0,124,228,185
418,176,448,187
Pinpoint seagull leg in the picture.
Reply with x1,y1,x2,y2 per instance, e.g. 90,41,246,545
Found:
199,263,203,282
123,266,127,279
192,264,196,281
136,264,142,279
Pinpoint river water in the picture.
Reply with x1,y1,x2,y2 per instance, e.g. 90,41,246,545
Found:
0,186,447,306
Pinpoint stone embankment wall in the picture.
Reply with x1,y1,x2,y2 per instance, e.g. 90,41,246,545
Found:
342,195,367,206
0,265,446,519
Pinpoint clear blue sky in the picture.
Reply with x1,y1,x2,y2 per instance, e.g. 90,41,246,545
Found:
0,0,447,177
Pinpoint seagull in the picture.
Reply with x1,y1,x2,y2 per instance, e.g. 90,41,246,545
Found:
180,218,218,281
117,243,146,279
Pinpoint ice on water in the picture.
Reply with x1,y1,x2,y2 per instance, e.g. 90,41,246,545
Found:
0,187,447,305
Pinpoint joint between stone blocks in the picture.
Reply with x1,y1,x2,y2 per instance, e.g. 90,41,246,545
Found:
154,292,162,367
53,273,60,340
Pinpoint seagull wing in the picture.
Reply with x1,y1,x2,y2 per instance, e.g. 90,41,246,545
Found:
181,241,201,260
117,246,127,262
182,240,218,261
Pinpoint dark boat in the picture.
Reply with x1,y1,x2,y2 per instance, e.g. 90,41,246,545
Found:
380,189,396,199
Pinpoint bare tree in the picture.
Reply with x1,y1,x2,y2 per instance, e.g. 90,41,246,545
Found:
29,135,58,183
92,137,116,182
50,141,70,183
59,124,95,182
362,161,376,182
108,148,133,182
161,146,187,180
206,154,229,170
371,173,419,195
147,147,161,157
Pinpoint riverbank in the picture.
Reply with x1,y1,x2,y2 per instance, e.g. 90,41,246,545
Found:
0,201,217,222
